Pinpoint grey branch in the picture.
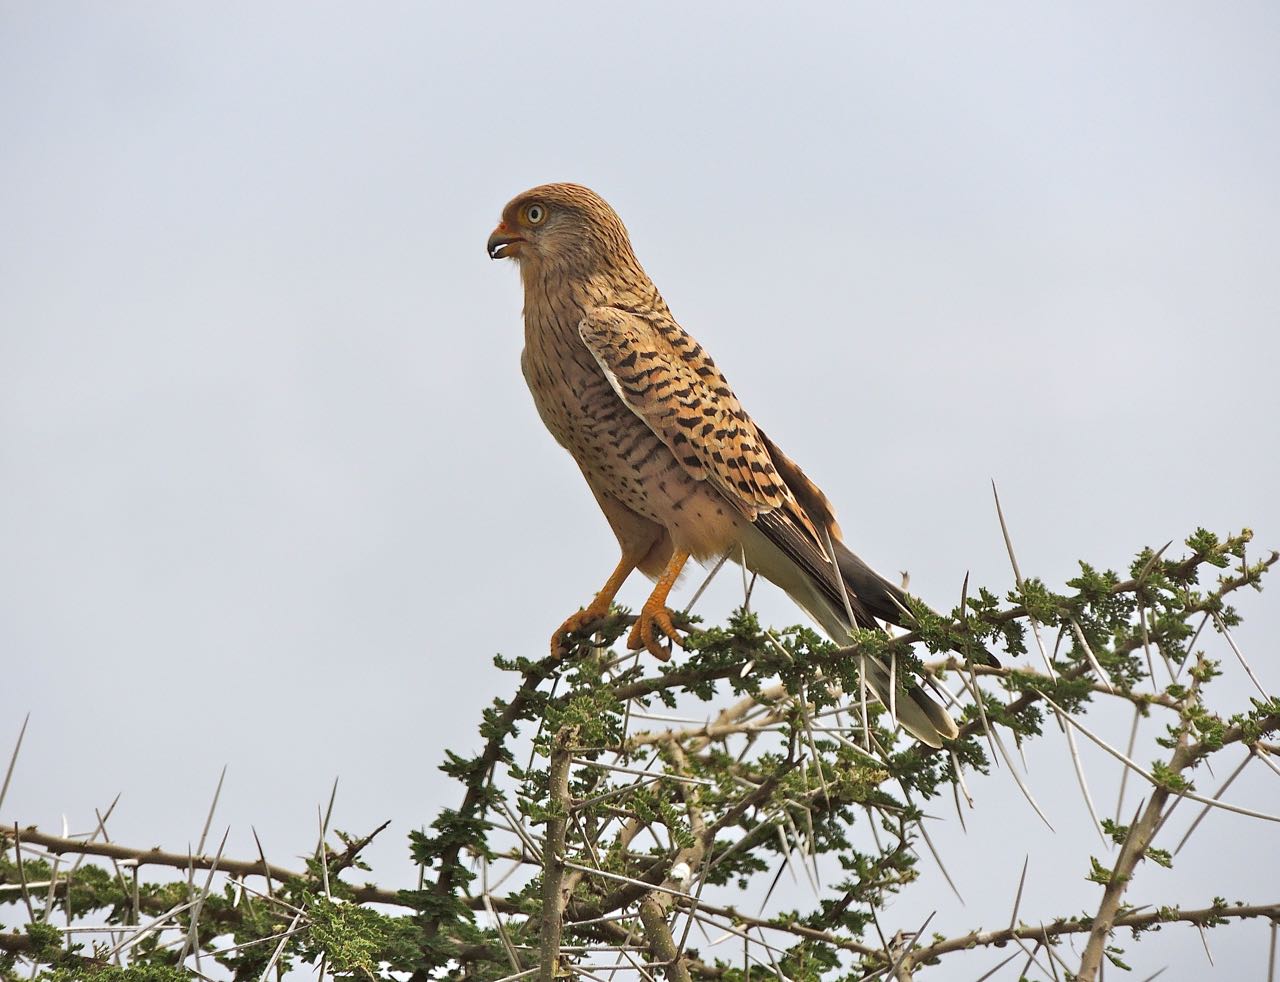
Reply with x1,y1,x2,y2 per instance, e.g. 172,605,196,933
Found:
539,725,577,982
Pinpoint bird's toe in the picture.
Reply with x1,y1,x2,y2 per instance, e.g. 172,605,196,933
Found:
551,607,608,659
627,606,683,662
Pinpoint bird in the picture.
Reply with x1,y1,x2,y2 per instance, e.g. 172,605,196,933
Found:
487,182,964,748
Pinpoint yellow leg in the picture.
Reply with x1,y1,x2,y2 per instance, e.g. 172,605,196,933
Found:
626,549,690,662
551,556,636,658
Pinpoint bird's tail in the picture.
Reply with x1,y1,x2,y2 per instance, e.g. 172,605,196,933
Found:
739,527,964,748
829,537,913,628
830,537,974,746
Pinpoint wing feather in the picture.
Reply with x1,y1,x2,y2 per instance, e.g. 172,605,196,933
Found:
580,307,795,520
580,306,886,632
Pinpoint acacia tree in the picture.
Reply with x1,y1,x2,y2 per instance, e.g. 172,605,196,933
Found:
2,526,1277,981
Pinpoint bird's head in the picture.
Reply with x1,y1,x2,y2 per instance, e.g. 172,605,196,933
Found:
487,183,638,278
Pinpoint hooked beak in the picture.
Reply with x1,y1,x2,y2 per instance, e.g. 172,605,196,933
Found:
487,223,525,260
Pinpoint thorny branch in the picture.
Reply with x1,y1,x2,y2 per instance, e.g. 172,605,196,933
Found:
539,726,577,981
907,900,1280,962
2,824,402,907
3,528,1277,980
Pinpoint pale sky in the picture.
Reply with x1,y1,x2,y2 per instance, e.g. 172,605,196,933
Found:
3,3,1279,978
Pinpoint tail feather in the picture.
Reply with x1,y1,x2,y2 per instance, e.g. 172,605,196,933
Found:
834,538,1000,667
831,538,914,628
739,525,961,748
861,655,960,747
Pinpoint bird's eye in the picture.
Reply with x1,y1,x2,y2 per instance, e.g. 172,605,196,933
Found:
525,204,547,225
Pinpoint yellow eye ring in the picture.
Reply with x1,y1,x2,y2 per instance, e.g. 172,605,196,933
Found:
525,203,547,225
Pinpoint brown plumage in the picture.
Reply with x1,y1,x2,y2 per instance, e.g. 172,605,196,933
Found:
487,183,961,747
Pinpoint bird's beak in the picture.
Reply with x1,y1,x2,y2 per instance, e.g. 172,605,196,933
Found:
487,222,524,260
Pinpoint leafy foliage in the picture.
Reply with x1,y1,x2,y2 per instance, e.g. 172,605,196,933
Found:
1,529,1276,980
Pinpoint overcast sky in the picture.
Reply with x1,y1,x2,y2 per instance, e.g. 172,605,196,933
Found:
3,3,1278,978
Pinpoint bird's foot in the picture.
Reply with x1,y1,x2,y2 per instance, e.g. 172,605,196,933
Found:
627,604,685,662
551,605,613,659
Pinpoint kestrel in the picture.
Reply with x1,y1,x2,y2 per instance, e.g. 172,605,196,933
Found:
488,183,962,747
